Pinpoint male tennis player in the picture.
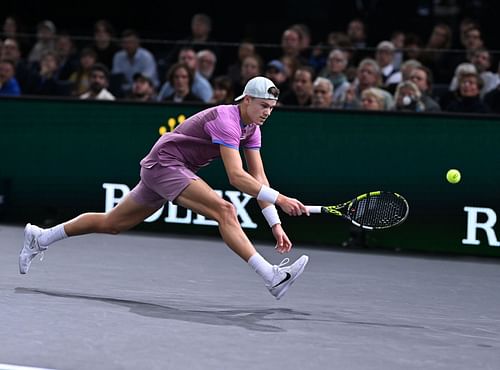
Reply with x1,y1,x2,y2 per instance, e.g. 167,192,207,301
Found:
19,76,309,299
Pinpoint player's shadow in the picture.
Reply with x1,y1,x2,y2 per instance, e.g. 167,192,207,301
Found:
15,287,310,333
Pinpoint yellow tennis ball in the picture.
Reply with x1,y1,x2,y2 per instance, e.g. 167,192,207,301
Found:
159,126,167,135
446,169,461,184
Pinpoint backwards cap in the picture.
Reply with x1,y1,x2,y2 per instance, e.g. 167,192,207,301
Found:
234,76,279,101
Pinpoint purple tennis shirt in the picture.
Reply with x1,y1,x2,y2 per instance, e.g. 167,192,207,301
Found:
140,104,261,172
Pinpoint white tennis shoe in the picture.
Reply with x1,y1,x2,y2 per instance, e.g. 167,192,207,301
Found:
19,223,46,274
267,255,309,300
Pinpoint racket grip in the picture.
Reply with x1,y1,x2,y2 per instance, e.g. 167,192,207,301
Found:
305,206,322,214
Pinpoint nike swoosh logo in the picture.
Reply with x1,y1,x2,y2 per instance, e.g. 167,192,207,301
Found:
272,272,291,288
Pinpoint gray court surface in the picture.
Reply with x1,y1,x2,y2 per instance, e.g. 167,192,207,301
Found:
1,224,499,370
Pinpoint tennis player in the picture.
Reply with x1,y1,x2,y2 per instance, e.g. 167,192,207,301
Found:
19,76,310,299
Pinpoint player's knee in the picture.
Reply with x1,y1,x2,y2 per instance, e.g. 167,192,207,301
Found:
216,201,238,225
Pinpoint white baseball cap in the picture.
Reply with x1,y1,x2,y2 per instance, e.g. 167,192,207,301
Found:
234,76,279,101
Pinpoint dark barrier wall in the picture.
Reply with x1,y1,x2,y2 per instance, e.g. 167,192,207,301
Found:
1,98,500,257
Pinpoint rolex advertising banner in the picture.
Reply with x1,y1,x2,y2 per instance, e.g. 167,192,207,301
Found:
1,97,499,257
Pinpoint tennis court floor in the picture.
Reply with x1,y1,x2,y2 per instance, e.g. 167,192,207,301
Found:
1,223,499,370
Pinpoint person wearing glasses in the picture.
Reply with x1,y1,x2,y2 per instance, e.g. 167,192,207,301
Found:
19,76,310,300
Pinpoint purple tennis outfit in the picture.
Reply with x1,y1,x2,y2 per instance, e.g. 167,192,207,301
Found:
130,104,261,208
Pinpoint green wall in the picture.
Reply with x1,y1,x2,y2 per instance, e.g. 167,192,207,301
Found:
1,97,499,257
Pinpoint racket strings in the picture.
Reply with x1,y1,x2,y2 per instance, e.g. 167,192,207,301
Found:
350,194,408,228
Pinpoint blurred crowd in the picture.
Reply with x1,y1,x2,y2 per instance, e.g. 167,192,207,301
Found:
1,13,500,115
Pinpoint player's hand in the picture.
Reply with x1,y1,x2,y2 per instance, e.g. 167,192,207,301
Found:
271,224,292,253
276,195,310,216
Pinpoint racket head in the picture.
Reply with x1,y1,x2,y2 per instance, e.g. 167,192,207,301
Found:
322,191,409,230
347,191,409,229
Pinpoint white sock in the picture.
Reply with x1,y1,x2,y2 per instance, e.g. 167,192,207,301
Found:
248,253,274,284
38,224,68,247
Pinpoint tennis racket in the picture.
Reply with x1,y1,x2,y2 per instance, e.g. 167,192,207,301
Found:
305,191,409,230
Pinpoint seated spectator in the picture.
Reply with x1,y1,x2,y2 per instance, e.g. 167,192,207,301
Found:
80,63,115,101
2,15,30,56
409,65,441,112
392,81,425,112
419,22,454,84
0,59,21,96
445,72,489,113
279,65,315,107
157,46,213,102
209,75,234,104
160,62,203,103
484,82,500,114
88,19,120,70
56,31,80,81
226,40,256,87
196,49,217,83
127,72,157,102
69,48,98,96
30,50,62,96
231,54,263,99
28,20,57,66
310,77,335,108
338,58,394,110
1,38,37,93
319,48,350,103
440,62,477,110
111,29,159,96
264,59,290,97
360,87,387,111
375,41,401,90
470,48,497,97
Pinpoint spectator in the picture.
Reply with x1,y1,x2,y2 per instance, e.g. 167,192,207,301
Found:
390,30,405,70
441,62,477,109
420,23,454,84
445,72,489,114
88,19,120,70
27,20,57,66
111,29,159,95
470,48,497,97
2,15,29,56
339,58,394,110
30,50,62,96
392,80,425,112
264,59,290,97
226,40,255,87
360,87,386,111
160,62,203,103
231,54,263,100
1,38,37,93
277,26,308,68
80,63,115,101
279,65,314,107
449,25,485,73
69,48,98,96
346,18,369,67
56,32,80,81
403,33,423,62
196,49,217,83
310,77,335,109
0,59,21,96
375,41,401,89
409,65,441,112
210,75,234,104
164,13,221,73
319,49,350,103
157,46,213,102
127,72,157,102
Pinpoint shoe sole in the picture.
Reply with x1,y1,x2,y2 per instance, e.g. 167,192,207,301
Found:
275,255,309,300
19,223,32,274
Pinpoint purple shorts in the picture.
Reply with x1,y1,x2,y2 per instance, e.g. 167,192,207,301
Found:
129,163,199,209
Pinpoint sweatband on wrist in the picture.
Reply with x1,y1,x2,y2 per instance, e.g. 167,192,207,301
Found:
262,205,281,227
257,185,279,204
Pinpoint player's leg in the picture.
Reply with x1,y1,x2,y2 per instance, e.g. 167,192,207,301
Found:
19,194,159,274
175,178,256,261
175,179,309,299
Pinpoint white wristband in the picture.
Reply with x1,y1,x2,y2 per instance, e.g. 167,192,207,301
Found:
262,205,281,228
257,185,279,204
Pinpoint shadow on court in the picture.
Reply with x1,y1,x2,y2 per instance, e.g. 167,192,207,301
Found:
15,287,311,333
